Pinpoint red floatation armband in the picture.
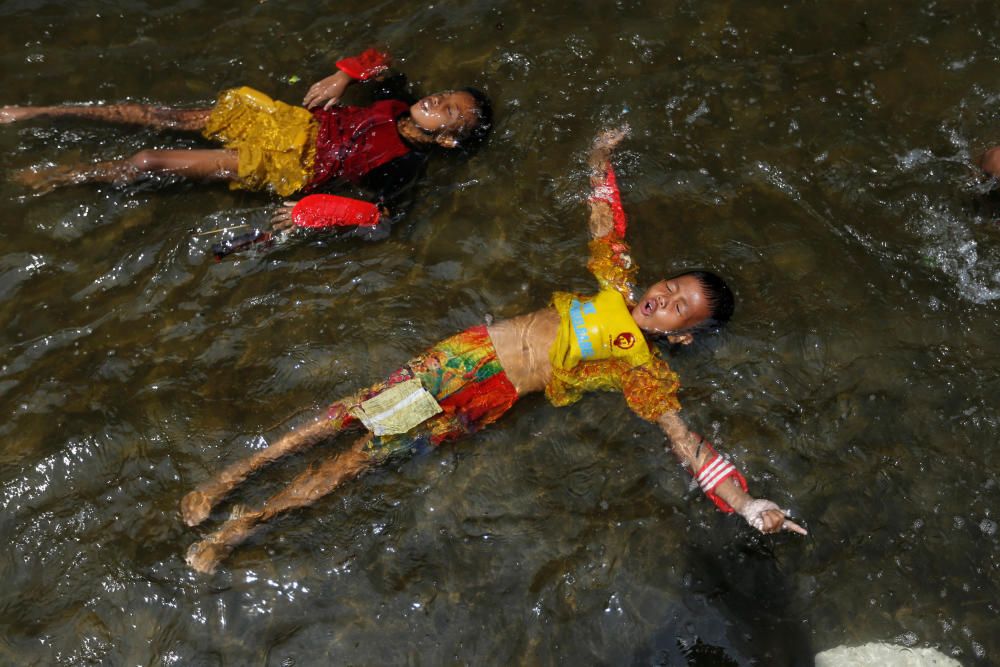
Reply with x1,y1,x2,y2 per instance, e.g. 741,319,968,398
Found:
291,194,381,229
689,436,748,514
336,48,391,81
589,164,628,238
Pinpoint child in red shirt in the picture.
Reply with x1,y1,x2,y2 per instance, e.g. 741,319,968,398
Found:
3,49,492,239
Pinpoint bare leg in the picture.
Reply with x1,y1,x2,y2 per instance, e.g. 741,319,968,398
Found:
0,104,211,131
185,434,374,574
15,148,240,192
180,405,354,527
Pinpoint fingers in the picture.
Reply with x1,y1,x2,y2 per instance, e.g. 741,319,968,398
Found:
303,93,338,110
590,126,630,162
303,84,325,109
607,129,628,148
303,79,342,110
305,96,328,110
759,509,807,536
760,509,784,533
782,518,808,536
271,219,293,232
270,204,294,231
596,125,630,147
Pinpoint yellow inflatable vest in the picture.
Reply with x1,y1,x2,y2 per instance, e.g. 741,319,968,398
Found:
550,289,651,371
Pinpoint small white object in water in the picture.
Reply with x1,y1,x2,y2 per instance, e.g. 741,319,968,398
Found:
815,642,961,667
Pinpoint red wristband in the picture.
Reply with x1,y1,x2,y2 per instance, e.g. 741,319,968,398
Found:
291,195,381,229
335,48,391,81
589,165,628,238
689,437,748,514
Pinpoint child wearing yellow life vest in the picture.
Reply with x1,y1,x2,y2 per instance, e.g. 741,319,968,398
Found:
180,127,806,575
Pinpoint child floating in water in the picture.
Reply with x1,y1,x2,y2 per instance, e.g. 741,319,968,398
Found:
180,127,807,574
2,48,492,239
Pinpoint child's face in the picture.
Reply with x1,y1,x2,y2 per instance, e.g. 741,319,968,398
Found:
631,276,711,343
409,90,478,145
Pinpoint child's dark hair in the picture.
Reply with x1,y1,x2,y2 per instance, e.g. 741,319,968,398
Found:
459,87,493,148
676,269,735,333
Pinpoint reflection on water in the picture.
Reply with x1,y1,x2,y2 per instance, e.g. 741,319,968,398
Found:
1,1,999,664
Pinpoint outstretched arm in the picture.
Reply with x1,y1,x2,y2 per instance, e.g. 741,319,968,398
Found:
303,48,392,110
587,126,630,240
584,127,637,295
657,411,807,535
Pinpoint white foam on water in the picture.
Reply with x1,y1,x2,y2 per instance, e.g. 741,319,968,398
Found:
908,194,1000,303
815,642,962,667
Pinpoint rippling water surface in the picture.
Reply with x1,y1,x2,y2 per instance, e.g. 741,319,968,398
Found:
2,1,999,664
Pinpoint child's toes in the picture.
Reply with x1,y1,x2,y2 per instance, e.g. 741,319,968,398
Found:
180,490,213,527
13,165,76,193
0,107,29,124
185,539,223,574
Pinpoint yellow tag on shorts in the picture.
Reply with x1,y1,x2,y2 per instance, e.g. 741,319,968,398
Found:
350,378,443,436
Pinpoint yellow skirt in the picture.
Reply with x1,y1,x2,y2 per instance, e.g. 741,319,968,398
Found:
202,87,318,197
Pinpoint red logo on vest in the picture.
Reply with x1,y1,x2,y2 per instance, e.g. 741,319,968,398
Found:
613,332,636,349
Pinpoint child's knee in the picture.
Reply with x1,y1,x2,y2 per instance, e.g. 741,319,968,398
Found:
980,146,1000,178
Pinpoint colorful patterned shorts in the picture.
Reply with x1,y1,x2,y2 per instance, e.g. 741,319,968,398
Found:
334,325,519,462
202,87,318,197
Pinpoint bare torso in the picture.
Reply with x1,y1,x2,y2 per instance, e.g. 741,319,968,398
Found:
486,307,561,396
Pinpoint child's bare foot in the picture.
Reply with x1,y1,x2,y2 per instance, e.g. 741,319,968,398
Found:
180,488,219,527
185,537,232,574
13,164,86,193
0,106,35,124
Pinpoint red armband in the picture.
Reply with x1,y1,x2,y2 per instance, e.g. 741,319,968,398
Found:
589,165,628,238
689,436,748,514
291,195,381,229
335,48,391,81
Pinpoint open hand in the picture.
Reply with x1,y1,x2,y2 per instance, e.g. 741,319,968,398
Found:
739,498,807,535
303,72,350,110
270,201,297,232
588,125,630,171
593,125,630,152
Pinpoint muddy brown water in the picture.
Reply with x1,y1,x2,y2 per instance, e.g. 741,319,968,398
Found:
1,1,999,664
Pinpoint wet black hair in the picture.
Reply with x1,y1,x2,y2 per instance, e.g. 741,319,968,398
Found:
671,269,735,334
458,86,493,149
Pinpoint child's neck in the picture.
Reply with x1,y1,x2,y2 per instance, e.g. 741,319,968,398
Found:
396,117,437,149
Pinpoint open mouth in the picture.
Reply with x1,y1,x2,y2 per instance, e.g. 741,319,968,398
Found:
641,298,656,316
